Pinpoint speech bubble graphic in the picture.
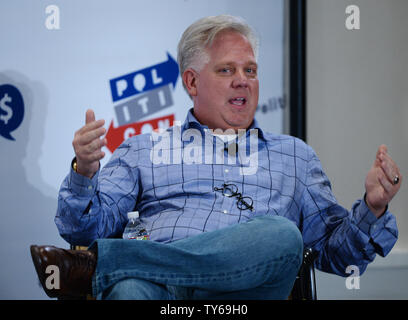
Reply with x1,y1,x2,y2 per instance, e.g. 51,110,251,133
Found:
0,84,24,141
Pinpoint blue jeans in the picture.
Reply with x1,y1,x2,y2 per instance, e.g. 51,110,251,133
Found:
90,215,303,300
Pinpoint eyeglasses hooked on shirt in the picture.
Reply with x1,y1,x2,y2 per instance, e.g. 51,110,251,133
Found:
214,183,254,212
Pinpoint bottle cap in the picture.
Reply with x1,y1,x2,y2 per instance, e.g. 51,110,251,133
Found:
127,211,139,219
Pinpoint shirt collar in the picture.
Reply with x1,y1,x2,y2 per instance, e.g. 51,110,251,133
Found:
182,108,266,140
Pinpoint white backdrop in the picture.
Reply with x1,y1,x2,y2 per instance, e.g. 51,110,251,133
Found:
0,0,285,299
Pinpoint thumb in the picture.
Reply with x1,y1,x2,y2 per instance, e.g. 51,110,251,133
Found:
85,109,95,125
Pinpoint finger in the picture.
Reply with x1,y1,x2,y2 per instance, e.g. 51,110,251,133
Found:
77,145,105,160
374,145,387,167
86,109,95,125
85,137,106,154
78,119,105,135
378,168,401,199
375,145,386,160
373,157,381,168
379,151,396,167
377,168,394,195
378,144,388,155
379,152,400,183
380,159,395,185
78,126,106,146
75,119,105,138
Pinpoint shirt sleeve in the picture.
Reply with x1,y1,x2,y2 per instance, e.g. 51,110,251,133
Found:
300,145,398,276
54,141,140,246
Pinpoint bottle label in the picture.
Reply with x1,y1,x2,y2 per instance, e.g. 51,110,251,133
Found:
128,235,150,240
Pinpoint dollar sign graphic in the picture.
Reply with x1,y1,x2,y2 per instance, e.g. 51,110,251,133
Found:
0,93,13,125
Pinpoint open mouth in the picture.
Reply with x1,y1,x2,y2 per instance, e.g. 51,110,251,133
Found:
228,97,247,106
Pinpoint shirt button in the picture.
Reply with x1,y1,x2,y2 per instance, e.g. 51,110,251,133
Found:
223,210,228,214
225,169,229,173
88,185,93,190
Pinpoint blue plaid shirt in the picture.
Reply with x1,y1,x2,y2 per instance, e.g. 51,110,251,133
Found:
56,109,398,276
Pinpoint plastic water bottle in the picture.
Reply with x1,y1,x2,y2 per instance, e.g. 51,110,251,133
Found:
122,211,150,240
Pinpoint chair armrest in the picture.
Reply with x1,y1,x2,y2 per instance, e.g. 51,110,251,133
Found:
290,248,318,300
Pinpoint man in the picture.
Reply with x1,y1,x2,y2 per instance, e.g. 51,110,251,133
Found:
31,15,401,300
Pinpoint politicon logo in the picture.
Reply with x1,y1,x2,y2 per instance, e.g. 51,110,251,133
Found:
105,53,179,153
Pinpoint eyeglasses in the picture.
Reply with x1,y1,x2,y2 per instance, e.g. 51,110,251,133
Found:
214,183,254,212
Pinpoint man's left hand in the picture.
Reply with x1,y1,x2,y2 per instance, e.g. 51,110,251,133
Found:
365,144,402,218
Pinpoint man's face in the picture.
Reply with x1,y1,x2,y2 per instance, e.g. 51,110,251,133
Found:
187,31,259,131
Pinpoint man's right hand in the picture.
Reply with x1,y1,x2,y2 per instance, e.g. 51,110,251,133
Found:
72,109,107,178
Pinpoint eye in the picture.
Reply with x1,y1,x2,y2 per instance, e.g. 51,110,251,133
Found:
246,67,257,75
218,67,232,74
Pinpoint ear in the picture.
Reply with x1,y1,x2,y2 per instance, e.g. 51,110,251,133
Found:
182,68,198,97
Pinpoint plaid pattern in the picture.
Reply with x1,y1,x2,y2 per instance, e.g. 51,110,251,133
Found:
56,109,398,276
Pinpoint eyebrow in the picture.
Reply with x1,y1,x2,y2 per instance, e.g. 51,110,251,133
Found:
215,61,258,67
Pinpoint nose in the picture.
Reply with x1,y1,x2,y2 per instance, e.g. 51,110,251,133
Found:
231,70,249,89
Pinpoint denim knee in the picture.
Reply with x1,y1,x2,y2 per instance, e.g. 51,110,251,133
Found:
277,216,303,258
253,215,303,264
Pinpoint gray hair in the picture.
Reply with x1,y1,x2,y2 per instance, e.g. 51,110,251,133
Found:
177,15,259,95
